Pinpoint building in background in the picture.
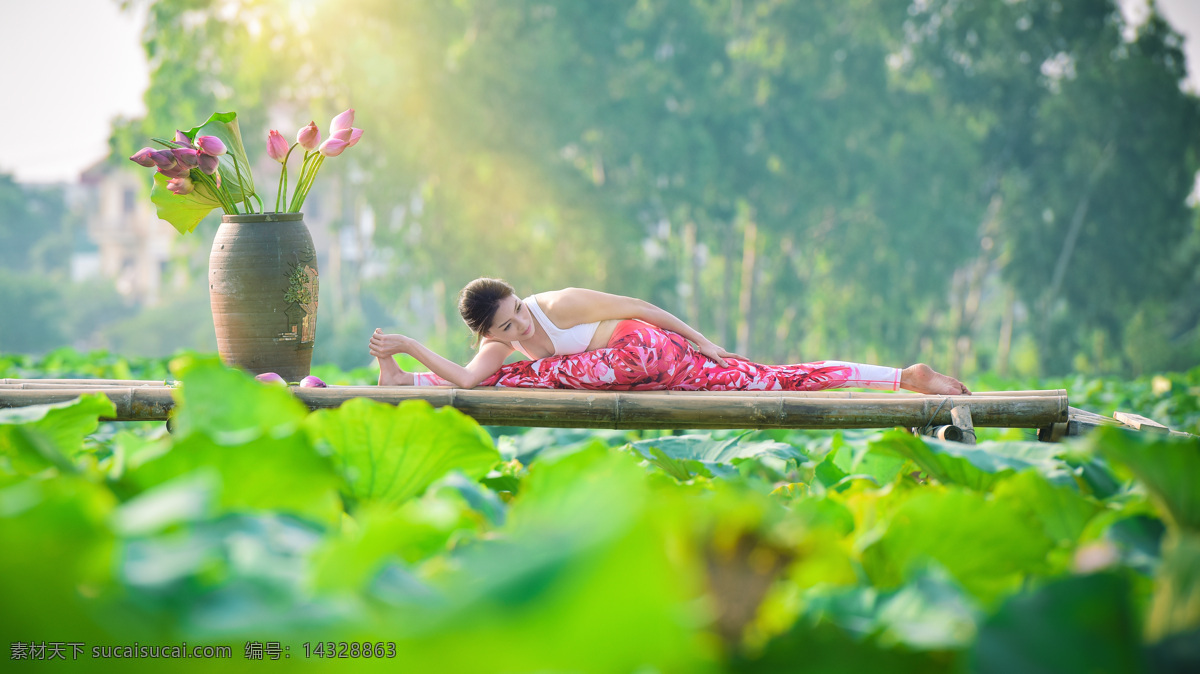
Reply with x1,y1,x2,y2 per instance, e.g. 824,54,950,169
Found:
76,161,174,305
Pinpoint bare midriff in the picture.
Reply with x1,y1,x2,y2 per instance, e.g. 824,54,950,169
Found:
587,319,624,351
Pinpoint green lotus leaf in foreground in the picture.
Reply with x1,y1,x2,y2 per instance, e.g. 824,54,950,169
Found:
0,393,116,474
973,572,1145,674
170,356,309,443
861,487,1056,605
1093,427,1200,643
2,353,1198,672
1095,427,1200,531
303,398,501,510
124,431,343,526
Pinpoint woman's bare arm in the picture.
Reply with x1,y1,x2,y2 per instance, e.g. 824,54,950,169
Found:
369,332,513,388
539,288,739,366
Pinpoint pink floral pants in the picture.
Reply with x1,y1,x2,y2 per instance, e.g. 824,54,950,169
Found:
413,320,900,391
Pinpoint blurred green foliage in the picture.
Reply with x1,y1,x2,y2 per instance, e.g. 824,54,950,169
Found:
96,0,1200,378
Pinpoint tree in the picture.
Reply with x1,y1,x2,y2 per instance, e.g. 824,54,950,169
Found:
901,0,1200,373
117,0,1200,374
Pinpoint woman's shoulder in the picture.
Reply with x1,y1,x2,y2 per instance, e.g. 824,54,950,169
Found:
478,336,517,352
532,287,588,314
537,287,599,305
538,287,635,326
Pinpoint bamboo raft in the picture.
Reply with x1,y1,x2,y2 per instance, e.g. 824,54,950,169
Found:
4,377,1190,440
2,378,1193,439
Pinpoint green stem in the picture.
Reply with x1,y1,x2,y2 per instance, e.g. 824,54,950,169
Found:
300,154,322,208
192,170,236,214
276,143,299,213
290,152,317,212
230,154,253,213
292,155,325,213
203,168,236,214
276,165,286,212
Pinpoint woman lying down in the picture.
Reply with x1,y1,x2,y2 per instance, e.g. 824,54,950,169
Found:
369,278,970,395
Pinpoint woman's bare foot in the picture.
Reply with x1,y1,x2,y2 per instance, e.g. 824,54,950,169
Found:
374,328,414,386
377,354,414,386
899,364,971,395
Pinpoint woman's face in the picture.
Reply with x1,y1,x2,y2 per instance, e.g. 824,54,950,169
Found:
485,294,535,342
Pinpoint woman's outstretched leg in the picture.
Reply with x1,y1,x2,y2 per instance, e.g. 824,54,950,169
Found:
689,357,969,394
729,359,969,394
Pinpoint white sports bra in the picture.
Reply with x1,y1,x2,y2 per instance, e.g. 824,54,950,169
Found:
511,295,600,358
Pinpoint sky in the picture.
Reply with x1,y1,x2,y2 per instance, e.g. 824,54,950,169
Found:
0,0,149,184
1,0,1199,184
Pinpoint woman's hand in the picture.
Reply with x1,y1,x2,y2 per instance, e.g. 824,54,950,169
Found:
368,329,412,358
695,340,742,368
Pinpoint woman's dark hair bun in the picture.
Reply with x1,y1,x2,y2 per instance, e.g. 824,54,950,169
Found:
458,277,516,346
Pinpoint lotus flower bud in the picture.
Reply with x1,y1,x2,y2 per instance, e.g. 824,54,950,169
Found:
194,135,227,156
319,138,348,157
166,175,194,195
347,128,363,148
173,148,200,169
299,375,327,388
198,152,220,175
149,150,178,170
255,372,286,385
159,162,191,179
297,121,320,151
174,129,192,146
267,129,289,163
331,127,352,144
329,108,355,135
130,147,157,167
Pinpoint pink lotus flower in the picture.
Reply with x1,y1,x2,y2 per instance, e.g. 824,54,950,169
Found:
166,175,194,195
297,121,320,151
329,127,364,146
329,108,354,135
318,137,348,157
198,153,220,175
173,148,200,169
130,147,156,167
194,135,227,156
174,130,192,146
267,129,289,163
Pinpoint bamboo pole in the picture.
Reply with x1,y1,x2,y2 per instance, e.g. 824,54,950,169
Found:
951,405,977,444
292,388,1071,428
0,385,1068,429
0,378,171,386
0,383,175,390
0,387,176,421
